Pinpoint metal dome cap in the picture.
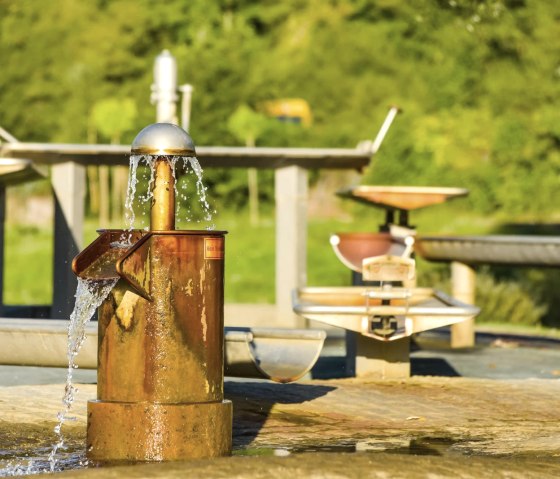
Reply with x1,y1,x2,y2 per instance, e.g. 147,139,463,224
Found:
131,122,196,156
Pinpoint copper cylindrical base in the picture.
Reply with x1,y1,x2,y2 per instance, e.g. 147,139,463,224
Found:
86,399,232,462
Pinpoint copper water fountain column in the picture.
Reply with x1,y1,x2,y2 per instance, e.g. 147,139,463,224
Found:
73,123,232,462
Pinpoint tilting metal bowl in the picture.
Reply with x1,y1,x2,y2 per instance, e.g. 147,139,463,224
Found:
293,287,479,341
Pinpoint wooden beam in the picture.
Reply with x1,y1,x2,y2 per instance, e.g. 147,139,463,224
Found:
275,166,308,328
346,333,410,379
451,261,476,348
0,186,5,316
51,162,85,319
0,143,370,170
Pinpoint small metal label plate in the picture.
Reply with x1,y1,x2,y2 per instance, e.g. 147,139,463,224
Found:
204,237,224,259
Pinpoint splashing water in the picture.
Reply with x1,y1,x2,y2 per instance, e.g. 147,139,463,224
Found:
124,154,142,233
0,278,117,476
122,155,215,240
182,156,214,226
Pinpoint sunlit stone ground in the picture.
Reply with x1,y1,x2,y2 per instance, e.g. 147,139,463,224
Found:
1,331,560,477
0,371,559,478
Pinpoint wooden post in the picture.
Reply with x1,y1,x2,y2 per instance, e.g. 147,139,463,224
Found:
52,162,85,319
346,333,410,379
275,166,307,328
451,261,476,348
0,186,5,316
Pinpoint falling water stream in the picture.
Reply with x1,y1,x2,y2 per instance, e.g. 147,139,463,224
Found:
0,279,116,476
0,154,215,476
46,279,118,473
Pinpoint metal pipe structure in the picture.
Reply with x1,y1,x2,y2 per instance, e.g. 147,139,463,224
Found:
368,106,400,155
0,320,326,383
151,50,178,124
306,185,478,378
73,123,231,462
179,84,194,132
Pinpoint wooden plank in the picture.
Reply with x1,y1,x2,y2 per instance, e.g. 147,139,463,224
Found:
0,143,370,170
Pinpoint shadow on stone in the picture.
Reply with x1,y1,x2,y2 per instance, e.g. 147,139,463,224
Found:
311,356,347,380
225,381,336,448
411,357,461,377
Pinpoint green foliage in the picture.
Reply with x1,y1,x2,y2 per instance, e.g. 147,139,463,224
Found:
475,271,548,326
2,0,560,327
4,224,52,305
2,0,559,217
91,98,137,143
227,105,269,147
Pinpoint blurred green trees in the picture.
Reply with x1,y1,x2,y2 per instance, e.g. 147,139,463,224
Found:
1,0,560,324
227,105,270,224
1,0,558,216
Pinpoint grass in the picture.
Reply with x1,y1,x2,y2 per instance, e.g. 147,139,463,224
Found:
4,225,53,305
1,205,400,305
475,322,560,338
3,202,558,333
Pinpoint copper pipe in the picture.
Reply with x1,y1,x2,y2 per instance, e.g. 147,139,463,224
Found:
151,158,175,231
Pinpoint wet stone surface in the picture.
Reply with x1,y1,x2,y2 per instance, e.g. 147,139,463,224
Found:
0,376,559,477
45,452,560,479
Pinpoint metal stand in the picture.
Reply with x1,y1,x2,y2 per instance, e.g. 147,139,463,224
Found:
345,271,411,378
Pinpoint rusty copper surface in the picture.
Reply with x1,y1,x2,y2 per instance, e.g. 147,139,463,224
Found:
87,400,232,461
78,229,231,461
151,158,175,230
72,230,146,280
338,186,469,211
99,232,226,403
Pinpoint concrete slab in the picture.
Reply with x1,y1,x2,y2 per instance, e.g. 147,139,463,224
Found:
0,375,559,477
1,327,560,477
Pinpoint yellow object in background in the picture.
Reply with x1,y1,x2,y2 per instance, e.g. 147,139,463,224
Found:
262,98,312,127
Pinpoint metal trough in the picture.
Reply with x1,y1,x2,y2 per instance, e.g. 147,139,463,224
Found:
416,235,560,267
224,328,326,383
293,287,479,341
0,319,325,383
